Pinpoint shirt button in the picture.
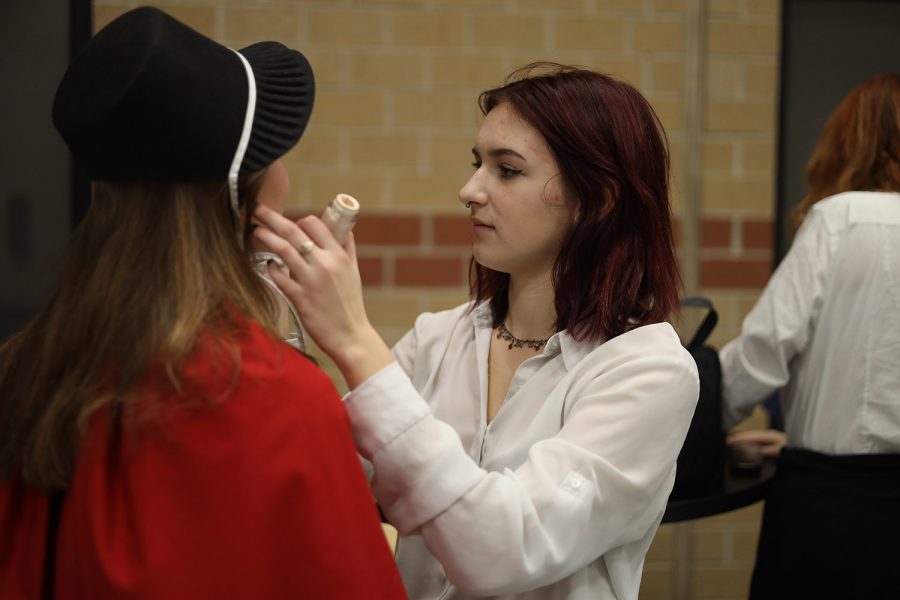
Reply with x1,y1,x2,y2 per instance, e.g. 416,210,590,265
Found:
570,479,581,488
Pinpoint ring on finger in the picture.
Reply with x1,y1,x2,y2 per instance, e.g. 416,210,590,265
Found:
298,240,315,255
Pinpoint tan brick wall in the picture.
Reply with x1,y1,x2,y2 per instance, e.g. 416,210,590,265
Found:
93,2,781,598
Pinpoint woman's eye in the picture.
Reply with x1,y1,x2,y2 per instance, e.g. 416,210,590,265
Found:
499,165,521,178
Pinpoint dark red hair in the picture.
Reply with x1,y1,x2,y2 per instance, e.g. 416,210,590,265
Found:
470,63,681,342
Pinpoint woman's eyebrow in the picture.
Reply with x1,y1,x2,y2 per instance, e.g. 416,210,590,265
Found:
471,147,527,161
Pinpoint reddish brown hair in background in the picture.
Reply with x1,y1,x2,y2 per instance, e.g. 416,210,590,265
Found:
470,63,681,343
792,73,900,231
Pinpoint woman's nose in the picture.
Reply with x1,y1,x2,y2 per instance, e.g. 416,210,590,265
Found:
458,171,484,208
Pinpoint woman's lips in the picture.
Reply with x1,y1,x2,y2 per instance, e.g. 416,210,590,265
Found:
471,218,494,233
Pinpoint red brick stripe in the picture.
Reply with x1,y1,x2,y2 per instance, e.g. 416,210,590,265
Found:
357,257,384,287
283,211,776,289
701,258,772,288
434,215,472,246
395,256,467,287
354,215,421,246
701,219,731,248
742,220,774,249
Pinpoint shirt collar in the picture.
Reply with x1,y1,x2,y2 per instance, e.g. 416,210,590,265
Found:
473,301,494,329
557,330,600,370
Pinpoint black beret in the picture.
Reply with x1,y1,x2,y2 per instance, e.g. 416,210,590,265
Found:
52,6,314,182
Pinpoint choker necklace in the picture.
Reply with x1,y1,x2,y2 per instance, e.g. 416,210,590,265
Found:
496,322,550,350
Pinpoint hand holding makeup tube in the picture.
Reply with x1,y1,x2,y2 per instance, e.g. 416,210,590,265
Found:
251,194,361,353
253,202,395,390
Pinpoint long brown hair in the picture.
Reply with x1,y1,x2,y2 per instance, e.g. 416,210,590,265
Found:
0,173,276,490
791,73,900,231
470,63,681,342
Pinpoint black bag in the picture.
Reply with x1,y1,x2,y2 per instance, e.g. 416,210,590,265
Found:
670,297,726,500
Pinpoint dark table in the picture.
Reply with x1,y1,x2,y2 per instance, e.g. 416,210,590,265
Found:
663,457,777,523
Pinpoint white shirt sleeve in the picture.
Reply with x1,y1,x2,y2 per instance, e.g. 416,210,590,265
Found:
719,207,834,429
343,338,698,596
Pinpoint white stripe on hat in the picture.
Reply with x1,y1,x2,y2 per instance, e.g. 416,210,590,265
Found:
229,50,257,227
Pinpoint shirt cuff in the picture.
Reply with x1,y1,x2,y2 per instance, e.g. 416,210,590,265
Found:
343,362,430,460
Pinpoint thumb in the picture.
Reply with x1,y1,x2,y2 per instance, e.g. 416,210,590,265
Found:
344,231,359,270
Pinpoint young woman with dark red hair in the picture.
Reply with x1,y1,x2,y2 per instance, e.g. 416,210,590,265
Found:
255,64,699,600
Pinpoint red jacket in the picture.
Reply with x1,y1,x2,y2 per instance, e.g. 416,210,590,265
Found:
0,323,407,599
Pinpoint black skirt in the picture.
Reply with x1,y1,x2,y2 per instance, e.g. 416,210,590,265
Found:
750,448,900,600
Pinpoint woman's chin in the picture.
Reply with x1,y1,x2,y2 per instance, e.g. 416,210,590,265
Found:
472,253,510,274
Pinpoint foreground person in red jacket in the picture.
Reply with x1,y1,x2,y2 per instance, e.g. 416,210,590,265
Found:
0,7,406,599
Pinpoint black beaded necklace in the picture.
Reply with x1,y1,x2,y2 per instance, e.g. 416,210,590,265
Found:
496,322,550,351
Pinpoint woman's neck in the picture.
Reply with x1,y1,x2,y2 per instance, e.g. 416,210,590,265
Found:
504,273,557,341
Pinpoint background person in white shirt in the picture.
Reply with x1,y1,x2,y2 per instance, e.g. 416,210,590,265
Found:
719,73,900,599
254,63,699,600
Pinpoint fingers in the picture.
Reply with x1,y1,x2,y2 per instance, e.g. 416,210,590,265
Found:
267,259,304,299
344,232,359,270
266,261,311,322
726,429,787,457
251,204,360,292
725,431,754,446
253,206,318,264
254,204,304,241
757,444,784,458
252,225,313,280
295,214,343,252
254,204,349,257
726,429,778,445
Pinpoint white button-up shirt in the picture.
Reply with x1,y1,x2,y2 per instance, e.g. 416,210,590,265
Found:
720,191,900,454
344,302,698,599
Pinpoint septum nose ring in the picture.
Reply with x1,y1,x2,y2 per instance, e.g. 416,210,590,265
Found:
464,202,471,209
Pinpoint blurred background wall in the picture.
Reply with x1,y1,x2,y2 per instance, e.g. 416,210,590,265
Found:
6,1,897,598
